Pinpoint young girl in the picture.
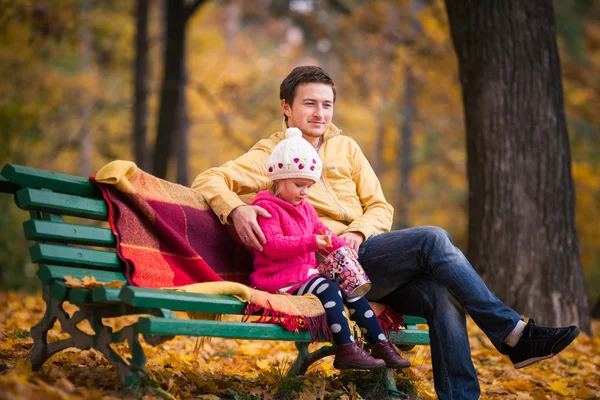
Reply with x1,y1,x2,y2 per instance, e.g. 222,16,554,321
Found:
249,128,410,370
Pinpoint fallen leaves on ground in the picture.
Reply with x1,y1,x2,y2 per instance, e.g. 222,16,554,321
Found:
0,291,598,399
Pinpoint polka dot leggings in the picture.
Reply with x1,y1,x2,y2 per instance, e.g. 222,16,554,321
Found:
293,276,387,345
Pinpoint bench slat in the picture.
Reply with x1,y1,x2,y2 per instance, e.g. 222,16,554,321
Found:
23,219,116,247
1,164,101,198
30,243,121,270
37,264,127,285
16,188,108,220
120,287,247,314
403,316,427,325
68,288,94,304
137,317,314,341
389,328,430,345
137,317,429,345
0,172,19,194
92,286,124,303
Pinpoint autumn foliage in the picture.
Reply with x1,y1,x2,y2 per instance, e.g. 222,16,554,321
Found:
0,291,598,400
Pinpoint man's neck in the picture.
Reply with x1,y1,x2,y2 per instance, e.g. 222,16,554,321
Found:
304,136,322,149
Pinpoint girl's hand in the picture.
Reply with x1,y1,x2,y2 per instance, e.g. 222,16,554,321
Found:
316,235,330,249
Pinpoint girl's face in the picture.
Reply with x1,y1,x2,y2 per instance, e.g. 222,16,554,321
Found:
277,178,314,206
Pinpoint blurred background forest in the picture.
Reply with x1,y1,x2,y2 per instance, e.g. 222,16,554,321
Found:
0,0,599,316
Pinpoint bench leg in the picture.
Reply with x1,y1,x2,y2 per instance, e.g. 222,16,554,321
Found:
27,284,93,370
91,315,146,387
287,342,406,399
287,341,335,377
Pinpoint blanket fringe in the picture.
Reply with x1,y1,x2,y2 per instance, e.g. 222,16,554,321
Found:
244,301,332,342
376,306,404,339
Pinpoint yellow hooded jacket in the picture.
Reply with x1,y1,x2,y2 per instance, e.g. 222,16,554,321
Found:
191,123,394,240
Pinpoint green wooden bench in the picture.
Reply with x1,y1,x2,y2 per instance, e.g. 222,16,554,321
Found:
0,163,430,397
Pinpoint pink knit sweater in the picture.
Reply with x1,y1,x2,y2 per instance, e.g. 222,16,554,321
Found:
249,191,346,293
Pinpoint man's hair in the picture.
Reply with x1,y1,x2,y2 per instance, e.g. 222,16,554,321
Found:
280,66,336,121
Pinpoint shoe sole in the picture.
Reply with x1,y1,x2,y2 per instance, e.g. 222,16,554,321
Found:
385,362,411,369
333,362,386,370
513,326,580,369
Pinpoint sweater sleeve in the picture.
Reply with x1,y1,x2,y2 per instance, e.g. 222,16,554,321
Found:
258,204,319,260
191,139,274,224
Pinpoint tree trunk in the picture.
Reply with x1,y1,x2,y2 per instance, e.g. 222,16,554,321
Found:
175,67,189,185
373,117,385,177
79,0,93,178
133,0,150,172
592,296,600,319
152,0,186,179
396,66,415,230
395,0,422,229
445,0,590,333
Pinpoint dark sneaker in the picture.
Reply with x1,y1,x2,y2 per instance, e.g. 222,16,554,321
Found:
501,319,580,369
334,342,386,370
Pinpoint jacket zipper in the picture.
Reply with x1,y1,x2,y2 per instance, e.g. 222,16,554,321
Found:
320,177,348,222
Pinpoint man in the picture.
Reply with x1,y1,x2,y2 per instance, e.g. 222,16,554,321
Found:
192,65,579,400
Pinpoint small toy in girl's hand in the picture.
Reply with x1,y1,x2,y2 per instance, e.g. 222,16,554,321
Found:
319,229,332,247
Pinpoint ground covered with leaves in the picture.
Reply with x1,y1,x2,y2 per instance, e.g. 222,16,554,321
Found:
0,292,598,400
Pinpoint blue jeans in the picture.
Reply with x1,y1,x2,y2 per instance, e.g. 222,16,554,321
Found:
358,226,522,400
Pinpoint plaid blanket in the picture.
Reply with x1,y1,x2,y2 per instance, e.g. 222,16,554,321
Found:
93,160,253,287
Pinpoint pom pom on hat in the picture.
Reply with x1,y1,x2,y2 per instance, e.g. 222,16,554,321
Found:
285,127,302,139
266,128,323,183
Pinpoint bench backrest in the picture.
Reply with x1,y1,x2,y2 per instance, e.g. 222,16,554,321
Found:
0,164,128,286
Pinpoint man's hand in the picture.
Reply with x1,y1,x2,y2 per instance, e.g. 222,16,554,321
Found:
340,231,364,253
230,205,271,251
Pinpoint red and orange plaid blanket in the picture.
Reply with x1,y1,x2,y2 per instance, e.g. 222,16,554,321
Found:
93,161,253,287
91,161,403,341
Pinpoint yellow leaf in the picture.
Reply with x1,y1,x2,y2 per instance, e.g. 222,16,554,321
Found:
549,380,570,396
64,276,85,288
256,359,270,369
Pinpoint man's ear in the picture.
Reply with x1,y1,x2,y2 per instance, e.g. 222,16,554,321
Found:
281,99,291,117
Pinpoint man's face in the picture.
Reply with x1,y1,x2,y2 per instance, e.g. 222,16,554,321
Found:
282,83,334,143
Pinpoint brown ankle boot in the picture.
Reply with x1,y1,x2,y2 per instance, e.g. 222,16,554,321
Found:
370,340,411,369
333,342,386,370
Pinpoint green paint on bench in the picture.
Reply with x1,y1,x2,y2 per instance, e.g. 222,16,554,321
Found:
23,219,116,247
120,287,247,315
37,264,127,285
389,328,430,345
29,243,121,270
15,188,108,220
403,316,427,325
1,164,101,198
68,288,94,304
137,317,315,342
92,286,125,303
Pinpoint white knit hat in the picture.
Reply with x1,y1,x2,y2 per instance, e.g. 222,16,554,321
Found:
267,128,323,183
